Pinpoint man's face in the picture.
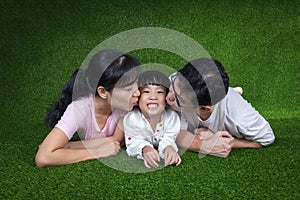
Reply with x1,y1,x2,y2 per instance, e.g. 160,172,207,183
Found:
166,74,199,113
166,85,179,111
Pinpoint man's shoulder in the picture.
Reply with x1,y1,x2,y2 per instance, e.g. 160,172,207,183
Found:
224,87,249,107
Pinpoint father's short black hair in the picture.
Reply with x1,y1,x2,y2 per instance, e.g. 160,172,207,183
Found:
178,58,229,106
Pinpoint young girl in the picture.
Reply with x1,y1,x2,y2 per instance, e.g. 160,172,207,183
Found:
35,49,141,167
123,70,181,168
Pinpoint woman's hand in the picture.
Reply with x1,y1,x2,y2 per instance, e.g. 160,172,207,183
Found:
91,139,121,158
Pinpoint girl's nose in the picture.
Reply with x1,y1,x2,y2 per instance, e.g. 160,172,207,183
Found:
149,92,158,99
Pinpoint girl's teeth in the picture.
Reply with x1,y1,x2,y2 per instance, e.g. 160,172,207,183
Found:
148,104,158,109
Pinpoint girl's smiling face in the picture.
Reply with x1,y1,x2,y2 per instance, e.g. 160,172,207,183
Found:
138,85,167,118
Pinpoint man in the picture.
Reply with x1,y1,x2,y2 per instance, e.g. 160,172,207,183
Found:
167,58,275,157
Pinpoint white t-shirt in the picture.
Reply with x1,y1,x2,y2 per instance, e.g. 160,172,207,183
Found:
123,108,180,159
180,88,275,146
55,95,126,140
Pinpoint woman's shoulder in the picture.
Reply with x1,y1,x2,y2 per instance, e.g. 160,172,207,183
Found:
67,95,94,122
72,95,93,105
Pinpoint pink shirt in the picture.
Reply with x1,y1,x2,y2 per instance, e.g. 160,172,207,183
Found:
55,95,126,140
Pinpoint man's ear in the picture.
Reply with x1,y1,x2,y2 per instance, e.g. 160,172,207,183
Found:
199,106,213,112
96,86,108,99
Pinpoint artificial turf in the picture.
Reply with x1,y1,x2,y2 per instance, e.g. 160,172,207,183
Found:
1,0,299,199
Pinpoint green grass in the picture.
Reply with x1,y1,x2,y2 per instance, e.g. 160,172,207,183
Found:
1,0,299,199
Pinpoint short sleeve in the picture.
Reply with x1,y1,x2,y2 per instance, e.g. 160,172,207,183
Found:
55,103,79,140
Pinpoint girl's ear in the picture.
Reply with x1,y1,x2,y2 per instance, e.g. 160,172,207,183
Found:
96,86,108,99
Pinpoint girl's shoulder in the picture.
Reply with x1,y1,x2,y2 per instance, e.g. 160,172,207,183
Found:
164,107,179,117
124,107,141,120
162,108,180,124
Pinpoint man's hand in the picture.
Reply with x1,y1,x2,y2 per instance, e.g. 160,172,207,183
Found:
164,146,181,166
142,146,160,168
195,128,234,158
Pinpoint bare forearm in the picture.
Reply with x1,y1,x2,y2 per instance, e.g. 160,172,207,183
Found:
36,127,120,168
36,147,95,167
233,138,262,148
176,130,201,152
36,142,120,168
112,119,125,146
64,138,110,149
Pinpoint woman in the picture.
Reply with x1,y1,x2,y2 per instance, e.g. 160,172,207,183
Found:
35,49,140,167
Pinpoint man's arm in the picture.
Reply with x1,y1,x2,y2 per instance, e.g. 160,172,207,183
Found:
233,138,262,148
176,130,234,158
226,88,275,147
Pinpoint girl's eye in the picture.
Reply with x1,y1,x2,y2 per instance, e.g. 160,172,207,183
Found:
157,90,165,94
142,90,150,93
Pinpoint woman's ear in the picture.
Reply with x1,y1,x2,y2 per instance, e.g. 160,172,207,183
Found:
96,86,108,99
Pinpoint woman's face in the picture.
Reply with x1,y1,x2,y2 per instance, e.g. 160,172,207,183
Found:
110,80,140,111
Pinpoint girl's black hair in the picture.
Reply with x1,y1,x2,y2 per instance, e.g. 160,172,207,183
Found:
138,70,170,94
45,50,140,127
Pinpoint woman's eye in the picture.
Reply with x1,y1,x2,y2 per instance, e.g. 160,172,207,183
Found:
124,87,133,91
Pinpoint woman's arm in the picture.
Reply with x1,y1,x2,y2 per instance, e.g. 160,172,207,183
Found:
110,118,125,147
35,127,120,168
64,137,113,149
64,119,125,149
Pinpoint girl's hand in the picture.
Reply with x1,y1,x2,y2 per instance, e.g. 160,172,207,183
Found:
142,146,160,168
164,146,181,166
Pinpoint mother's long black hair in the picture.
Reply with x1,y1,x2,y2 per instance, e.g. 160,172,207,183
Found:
45,50,140,128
